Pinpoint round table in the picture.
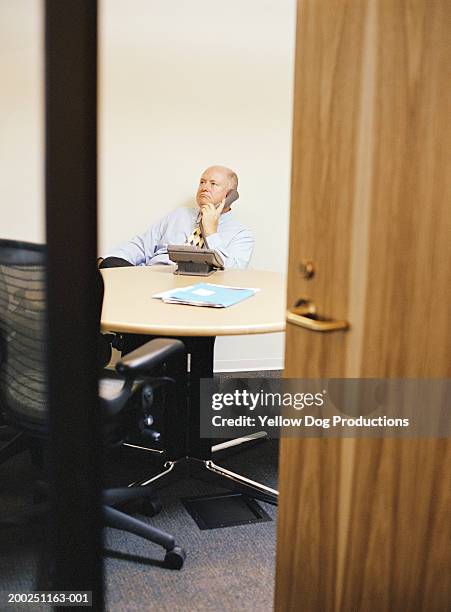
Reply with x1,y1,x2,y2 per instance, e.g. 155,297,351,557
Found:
100,265,286,337
100,265,286,505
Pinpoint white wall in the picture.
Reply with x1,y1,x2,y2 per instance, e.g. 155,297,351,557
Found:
100,0,295,371
0,0,44,242
0,0,294,373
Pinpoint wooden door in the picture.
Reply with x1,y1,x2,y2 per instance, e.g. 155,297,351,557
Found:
275,1,451,610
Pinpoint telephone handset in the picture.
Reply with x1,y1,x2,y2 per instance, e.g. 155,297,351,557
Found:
223,189,239,208
199,189,239,235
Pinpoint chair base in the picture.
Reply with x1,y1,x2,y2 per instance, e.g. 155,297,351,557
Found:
0,474,186,569
103,504,186,569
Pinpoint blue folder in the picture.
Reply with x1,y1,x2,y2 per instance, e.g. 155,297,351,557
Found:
154,283,258,308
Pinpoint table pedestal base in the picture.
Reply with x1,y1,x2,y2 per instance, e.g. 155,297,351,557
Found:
122,335,279,506
129,456,278,506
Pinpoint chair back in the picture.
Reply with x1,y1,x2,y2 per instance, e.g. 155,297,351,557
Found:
0,239,47,432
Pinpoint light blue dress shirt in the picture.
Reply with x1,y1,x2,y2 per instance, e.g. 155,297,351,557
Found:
103,207,254,269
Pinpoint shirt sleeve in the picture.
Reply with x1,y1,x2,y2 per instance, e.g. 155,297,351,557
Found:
102,215,168,266
205,228,254,270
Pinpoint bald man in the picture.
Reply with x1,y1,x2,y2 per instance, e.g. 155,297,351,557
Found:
100,166,254,270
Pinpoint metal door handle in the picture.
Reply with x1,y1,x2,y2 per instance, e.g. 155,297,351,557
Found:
286,299,349,332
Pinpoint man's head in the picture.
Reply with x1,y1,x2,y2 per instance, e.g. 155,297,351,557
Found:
196,165,238,211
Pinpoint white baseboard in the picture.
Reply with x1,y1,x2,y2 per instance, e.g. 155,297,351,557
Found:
214,357,284,373
110,347,283,374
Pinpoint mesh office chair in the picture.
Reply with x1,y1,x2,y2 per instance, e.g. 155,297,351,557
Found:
0,239,186,569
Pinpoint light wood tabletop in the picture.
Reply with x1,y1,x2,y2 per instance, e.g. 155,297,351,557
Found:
100,265,286,337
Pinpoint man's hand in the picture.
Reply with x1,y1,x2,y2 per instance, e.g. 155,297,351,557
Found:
200,199,225,237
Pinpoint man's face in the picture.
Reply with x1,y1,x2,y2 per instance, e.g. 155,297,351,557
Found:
196,167,230,208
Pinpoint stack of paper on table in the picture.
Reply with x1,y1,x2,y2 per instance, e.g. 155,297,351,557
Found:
153,283,259,308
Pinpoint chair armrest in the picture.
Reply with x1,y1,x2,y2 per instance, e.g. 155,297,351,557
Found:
115,338,185,376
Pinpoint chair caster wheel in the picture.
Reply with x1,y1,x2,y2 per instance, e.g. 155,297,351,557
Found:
164,546,186,570
141,498,162,517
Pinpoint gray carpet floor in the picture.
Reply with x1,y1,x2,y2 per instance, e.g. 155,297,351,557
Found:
0,371,281,612
104,438,278,612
